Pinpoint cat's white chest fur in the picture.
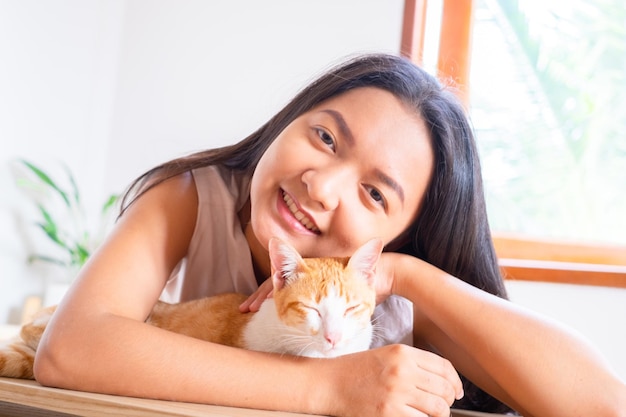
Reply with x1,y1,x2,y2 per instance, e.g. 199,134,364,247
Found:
242,298,373,358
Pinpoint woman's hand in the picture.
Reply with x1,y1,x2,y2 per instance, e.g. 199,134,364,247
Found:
374,252,407,304
326,344,464,417
239,277,274,312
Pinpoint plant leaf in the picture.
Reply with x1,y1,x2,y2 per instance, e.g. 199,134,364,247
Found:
64,163,81,207
35,204,73,251
72,243,91,266
20,160,71,207
101,194,119,214
35,222,67,249
27,254,68,267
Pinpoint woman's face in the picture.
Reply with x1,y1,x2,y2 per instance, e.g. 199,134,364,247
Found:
249,87,434,258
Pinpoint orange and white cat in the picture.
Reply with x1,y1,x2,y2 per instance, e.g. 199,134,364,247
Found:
0,237,382,379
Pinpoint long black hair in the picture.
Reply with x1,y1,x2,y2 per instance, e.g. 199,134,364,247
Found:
121,53,514,413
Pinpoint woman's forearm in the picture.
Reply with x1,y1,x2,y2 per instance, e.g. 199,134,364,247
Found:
35,314,328,414
392,254,626,417
35,306,466,417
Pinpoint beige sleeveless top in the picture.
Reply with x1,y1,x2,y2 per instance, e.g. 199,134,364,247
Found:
160,165,413,347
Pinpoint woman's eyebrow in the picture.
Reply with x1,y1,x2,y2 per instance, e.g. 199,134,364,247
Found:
375,169,405,205
321,109,354,145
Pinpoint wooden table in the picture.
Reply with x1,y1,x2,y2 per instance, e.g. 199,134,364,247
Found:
0,377,509,417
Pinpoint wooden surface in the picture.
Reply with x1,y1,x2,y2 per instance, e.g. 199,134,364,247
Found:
437,0,475,106
0,377,315,417
494,234,626,288
400,0,428,62
493,234,626,265
0,377,509,416
498,258,626,288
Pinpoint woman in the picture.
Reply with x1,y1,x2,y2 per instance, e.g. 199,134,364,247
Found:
35,54,626,417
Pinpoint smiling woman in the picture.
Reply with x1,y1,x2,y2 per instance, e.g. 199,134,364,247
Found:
31,53,626,417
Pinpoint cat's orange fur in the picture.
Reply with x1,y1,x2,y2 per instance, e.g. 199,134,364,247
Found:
148,293,250,347
0,237,382,379
0,305,55,379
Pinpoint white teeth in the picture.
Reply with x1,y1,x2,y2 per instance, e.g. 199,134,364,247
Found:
282,192,320,233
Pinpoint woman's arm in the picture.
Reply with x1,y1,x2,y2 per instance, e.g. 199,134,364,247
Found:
386,252,626,417
34,173,323,411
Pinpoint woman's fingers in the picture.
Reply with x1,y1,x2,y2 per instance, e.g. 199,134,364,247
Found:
379,345,462,414
413,347,464,402
406,384,456,417
239,278,274,312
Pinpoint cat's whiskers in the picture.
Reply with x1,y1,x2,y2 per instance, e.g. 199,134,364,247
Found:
273,332,321,356
248,321,320,354
369,312,385,346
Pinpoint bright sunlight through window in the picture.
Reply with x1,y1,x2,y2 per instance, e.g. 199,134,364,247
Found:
469,0,626,246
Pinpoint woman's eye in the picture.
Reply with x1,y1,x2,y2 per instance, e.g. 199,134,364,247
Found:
366,186,386,208
316,128,335,151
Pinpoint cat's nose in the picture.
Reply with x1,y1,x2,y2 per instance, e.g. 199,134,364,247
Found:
324,331,342,348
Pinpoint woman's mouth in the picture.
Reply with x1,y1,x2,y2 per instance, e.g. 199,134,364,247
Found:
281,191,320,234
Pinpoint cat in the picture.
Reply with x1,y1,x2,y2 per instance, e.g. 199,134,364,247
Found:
0,237,382,379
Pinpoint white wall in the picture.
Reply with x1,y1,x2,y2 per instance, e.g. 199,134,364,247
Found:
0,0,125,323
1,0,624,383
104,0,404,192
507,281,626,382
0,0,403,323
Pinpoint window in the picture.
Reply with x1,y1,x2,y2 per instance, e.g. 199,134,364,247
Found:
402,0,626,286
470,0,626,246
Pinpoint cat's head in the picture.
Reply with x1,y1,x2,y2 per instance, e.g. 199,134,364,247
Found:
268,237,382,358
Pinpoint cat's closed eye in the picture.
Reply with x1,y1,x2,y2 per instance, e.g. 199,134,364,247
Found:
344,305,362,316
299,303,321,318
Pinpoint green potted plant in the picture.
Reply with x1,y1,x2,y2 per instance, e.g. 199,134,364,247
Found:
16,159,119,304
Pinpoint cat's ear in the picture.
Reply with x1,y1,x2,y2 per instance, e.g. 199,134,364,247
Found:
268,237,303,290
347,238,383,286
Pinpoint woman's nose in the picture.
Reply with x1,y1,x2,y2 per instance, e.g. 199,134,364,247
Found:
301,166,350,211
